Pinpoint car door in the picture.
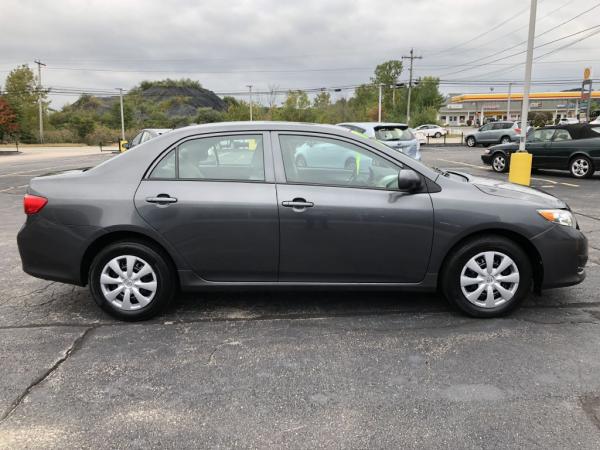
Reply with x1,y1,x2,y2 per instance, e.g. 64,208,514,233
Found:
547,129,574,169
272,132,434,283
134,132,279,282
526,129,555,168
476,123,493,143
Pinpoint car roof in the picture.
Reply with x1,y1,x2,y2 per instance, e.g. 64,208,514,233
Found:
337,122,409,129
145,128,172,134
540,123,600,139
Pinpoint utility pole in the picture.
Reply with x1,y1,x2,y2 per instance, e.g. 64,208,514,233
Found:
378,83,383,122
34,59,46,143
402,48,422,125
518,0,538,151
507,82,512,121
247,85,253,121
117,88,125,140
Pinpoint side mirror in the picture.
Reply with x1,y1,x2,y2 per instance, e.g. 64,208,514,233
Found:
397,169,423,192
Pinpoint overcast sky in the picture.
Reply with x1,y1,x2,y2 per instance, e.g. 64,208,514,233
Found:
1,0,599,108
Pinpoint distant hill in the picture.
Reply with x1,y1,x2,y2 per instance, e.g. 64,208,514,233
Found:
68,79,226,119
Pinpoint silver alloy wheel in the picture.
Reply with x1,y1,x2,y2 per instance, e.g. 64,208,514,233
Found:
100,255,157,310
466,137,475,147
501,137,511,144
492,154,506,172
571,158,589,177
460,251,520,308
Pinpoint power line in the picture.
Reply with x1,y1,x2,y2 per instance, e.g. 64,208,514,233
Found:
439,23,600,78
437,1,600,77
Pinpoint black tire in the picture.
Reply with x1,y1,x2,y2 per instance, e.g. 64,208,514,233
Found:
434,132,442,138
491,152,508,173
89,241,175,321
500,136,511,144
466,136,476,147
569,155,594,179
441,235,532,318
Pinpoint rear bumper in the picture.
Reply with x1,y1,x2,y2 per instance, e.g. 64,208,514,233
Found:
17,216,98,286
532,224,588,289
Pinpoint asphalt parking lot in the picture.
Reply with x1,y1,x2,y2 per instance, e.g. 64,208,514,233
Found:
1,146,600,448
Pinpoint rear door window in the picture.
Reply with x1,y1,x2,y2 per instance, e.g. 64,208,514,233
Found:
149,135,265,181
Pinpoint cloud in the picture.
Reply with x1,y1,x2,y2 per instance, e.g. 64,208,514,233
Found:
1,0,598,108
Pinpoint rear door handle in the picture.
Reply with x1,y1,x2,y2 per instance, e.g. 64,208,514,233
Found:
146,195,178,204
282,199,314,208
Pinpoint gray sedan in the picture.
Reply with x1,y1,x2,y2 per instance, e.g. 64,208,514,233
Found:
18,122,587,320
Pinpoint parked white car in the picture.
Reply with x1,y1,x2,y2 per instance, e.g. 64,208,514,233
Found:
412,129,427,145
414,124,448,138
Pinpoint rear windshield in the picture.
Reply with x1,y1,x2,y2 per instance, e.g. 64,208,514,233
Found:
374,127,414,141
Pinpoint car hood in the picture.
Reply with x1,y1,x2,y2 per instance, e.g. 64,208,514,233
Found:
489,143,519,152
450,171,566,208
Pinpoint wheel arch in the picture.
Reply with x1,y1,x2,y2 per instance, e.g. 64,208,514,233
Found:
437,228,543,293
80,229,180,287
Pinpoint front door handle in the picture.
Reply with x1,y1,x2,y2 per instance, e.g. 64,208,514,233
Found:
282,198,314,209
146,194,178,204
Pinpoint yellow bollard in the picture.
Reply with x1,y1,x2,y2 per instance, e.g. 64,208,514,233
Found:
508,151,533,186
119,139,128,153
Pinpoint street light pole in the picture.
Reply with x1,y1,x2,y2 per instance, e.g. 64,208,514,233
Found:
507,82,512,121
34,59,46,143
518,0,538,151
247,85,253,121
378,83,383,122
117,88,125,141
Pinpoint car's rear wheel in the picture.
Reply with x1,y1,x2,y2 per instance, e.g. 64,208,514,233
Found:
434,132,442,138
500,136,511,144
441,235,532,318
466,136,476,147
89,241,175,321
569,156,594,179
491,153,508,173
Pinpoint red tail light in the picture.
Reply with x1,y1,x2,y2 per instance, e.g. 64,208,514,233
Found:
23,194,47,215
515,128,521,134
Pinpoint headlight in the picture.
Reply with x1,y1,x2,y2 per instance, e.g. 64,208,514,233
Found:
537,209,575,227
484,149,491,154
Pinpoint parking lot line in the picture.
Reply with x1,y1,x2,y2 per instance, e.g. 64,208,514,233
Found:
436,158,487,170
560,182,579,188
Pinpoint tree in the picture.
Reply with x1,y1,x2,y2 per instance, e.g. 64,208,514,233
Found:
195,107,224,123
371,60,403,119
4,65,45,142
274,91,314,122
0,97,19,139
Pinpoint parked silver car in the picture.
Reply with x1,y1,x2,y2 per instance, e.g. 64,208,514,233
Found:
465,121,522,147
337,122,421,160
128,128,172,149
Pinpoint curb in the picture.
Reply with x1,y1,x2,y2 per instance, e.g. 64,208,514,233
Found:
0,150,20,156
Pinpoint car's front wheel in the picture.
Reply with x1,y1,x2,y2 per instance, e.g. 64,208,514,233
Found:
89,241,175,321
569,156,594,179
434,132,442,138
491,153,508,173
441,235,532,318
466,136,476,147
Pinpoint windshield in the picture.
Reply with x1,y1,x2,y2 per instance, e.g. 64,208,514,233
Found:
374,127,414,141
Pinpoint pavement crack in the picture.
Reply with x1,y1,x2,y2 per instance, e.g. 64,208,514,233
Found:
0,325,96,425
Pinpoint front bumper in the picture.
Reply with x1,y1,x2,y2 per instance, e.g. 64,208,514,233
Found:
532,224,588,289
481,154,493,165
